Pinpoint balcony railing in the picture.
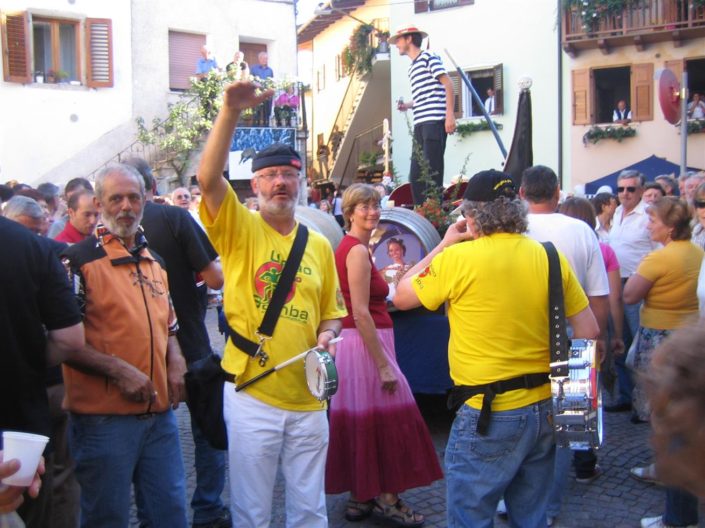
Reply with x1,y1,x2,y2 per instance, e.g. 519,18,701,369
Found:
563,0,705,53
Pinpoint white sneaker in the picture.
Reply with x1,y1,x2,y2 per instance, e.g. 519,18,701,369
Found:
640,515,697,528
496,499,507,516
630,463,662,485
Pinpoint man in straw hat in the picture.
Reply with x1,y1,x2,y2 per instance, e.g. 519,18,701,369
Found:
391,25,456,206
394,170,598,527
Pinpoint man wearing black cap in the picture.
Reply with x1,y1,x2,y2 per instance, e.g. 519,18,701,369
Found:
394,170,598,527
197,81,347,527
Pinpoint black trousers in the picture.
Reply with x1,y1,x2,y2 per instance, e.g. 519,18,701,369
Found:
409,120,447,206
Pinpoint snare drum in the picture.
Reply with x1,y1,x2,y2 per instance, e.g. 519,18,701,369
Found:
305,349,339,401
550,339,603,450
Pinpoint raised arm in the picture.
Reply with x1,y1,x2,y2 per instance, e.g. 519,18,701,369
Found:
198,82,273,219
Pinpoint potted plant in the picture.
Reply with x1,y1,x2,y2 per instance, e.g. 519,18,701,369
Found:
55,69,70,83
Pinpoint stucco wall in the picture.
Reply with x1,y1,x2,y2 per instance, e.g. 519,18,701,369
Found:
1,0,296,186
562,39,705,190
0,0,132,185
389,0,560,186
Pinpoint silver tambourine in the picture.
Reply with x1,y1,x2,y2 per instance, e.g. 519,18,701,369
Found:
305,349,338,401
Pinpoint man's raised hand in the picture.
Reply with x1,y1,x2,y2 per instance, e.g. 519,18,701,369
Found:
223,81,274,112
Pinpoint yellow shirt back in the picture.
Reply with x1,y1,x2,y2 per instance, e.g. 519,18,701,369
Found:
412,233,589,411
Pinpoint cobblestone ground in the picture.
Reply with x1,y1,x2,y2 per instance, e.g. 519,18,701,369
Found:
132,309,703,527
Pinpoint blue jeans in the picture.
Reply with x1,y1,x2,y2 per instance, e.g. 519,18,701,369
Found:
69,411,187,528
445,399,555,528
546,447,597,517
664,487,699,526
190,418,227,524
614,299,641,404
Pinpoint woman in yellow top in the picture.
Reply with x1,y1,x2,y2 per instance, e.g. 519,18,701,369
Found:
623,197,703,528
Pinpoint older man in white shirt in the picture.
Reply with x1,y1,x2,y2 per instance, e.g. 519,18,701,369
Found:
607,170,659,412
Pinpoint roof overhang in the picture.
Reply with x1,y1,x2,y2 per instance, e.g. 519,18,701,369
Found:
297,0,367,44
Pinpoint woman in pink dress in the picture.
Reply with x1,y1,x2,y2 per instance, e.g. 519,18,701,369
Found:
326,183,442,526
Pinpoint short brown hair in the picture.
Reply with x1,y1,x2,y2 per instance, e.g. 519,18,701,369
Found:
341,183,379,231
646,197,692,241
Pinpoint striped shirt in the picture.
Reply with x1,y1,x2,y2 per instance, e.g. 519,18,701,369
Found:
409,51,448,125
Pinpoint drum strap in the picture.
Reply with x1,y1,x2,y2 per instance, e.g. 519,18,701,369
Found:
224,224,309,365
542,241,570,378
446,242,567,436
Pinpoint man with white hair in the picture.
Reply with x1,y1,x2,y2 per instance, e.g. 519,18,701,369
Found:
3,195,46,235
196,45,218,80
61,164,189,527
683,172,705,205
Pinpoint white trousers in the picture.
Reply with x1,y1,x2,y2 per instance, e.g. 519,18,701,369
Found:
223,383,329,528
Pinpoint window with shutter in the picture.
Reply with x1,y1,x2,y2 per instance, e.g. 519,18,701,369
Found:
572,69,591,125
168,31,205,91
447,72,463,118
451,65,502,118
86,18,113,88
1,10,113,87
631,63,653,121
1,11,31,83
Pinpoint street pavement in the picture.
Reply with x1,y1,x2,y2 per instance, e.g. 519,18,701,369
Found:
133,309,703,527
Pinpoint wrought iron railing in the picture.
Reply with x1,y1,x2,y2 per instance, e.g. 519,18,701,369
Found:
337,123,384,186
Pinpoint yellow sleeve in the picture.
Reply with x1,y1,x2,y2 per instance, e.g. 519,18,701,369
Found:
317,238,348,320
199,185,253,257
635,249,666,283
411,249,451,311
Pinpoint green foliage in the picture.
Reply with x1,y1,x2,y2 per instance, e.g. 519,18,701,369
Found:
563,0,631,32
136,69,289,182
686,119,705,134
455,120,503,138
346,24,376,77
582,125,636,145
358,150,381,167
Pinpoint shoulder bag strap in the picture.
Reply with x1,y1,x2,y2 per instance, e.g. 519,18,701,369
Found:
258,223,309,337
542,242,570,378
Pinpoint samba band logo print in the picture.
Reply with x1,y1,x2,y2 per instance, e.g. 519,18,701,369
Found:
254,261,300,309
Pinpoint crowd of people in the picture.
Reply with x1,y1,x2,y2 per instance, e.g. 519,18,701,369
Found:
3,78,705,528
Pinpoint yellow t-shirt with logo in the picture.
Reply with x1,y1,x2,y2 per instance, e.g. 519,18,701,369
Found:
200,186,347,411
412,233,589,411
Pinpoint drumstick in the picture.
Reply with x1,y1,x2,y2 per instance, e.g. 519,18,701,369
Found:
235,337,343,392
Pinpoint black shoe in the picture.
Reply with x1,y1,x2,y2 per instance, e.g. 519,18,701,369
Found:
630,412,648,424
604,402,632,412
192,510,232,528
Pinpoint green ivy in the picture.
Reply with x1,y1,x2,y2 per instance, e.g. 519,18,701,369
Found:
346,24,376,77
582,125,636,145
455,120,503,138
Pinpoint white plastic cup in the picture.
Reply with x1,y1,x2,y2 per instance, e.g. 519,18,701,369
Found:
2,431,49,487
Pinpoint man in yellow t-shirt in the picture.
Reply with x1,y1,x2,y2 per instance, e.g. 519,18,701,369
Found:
197,82,347,527
394,170,598,527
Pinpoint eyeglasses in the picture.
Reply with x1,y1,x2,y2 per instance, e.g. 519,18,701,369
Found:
174,194,190,200
257,170,299,181
355,203,381,213
617,186,637,193
694,200,705,209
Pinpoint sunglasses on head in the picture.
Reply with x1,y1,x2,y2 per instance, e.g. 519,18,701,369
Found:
617,186,637,193
694,200,705,209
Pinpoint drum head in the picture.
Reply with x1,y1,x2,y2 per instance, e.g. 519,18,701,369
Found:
305,350,338,401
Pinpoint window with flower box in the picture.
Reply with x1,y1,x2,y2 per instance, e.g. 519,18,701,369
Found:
1,10,112,87
572,63,653,125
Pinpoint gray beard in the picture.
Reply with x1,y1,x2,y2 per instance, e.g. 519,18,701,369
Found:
102,209,144,239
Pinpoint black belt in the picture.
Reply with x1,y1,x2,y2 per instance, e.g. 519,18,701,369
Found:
447,373,550,435
224,372,236,384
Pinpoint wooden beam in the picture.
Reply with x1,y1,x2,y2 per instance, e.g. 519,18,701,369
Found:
633,34,644,51
597,38,611,54
562,42,577,58
671,29,682,47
